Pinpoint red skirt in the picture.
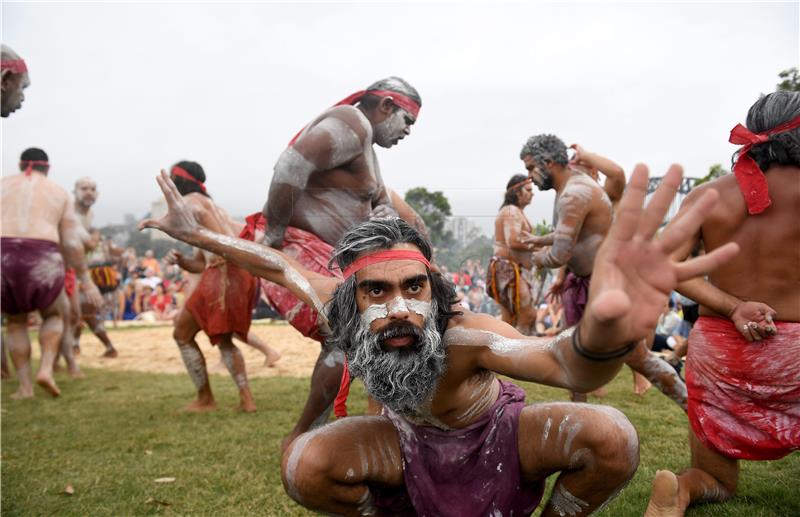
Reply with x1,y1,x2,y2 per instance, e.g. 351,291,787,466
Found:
687,316,800,460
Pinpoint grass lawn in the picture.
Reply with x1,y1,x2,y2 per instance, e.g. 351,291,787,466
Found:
2,364,798,516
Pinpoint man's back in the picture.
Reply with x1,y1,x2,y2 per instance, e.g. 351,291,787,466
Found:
699,166,800,321
1,174,67,242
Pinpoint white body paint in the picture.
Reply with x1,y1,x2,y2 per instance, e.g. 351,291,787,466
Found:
550,483,590,516
179,346,207,389
361,297,432,326
273,147,316,189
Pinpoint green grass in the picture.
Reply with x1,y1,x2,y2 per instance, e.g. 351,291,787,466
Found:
2,362,798,516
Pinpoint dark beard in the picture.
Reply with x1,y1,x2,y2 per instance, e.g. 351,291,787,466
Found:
347,304,446,415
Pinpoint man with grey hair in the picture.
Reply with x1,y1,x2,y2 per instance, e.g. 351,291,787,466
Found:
521,134,688,409
141,165,736,516
1,44,30,117
646,91,800,516
243,76,422,449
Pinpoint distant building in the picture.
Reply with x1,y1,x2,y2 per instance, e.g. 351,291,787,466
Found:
445,216,483,246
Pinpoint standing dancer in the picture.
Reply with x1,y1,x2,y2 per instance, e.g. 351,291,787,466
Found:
159,161,259,412
487,174,539,335
244,76,421,448
646,91,800,516
1,148,102,398
521,135,687,408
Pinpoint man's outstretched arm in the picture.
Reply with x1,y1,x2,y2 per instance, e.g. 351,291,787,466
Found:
571,143,626,202
466,164,738,391
142,171,339,317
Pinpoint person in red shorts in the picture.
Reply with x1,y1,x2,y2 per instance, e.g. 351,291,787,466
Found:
646,91,800,516
154,161,259,413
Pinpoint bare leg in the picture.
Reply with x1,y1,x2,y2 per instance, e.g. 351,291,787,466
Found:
57,293,84,378
281,345,345,453
83,310,117,357
499,305,515,327
35,293,67,397
645,430,737,516
518,403,640,516
6,313,34,399
632,368,652,395
282,416,404,516
173,308,215,412
242,330,281,367
1,337,10,379
515,279,538,336
218,337,256,413
626,340,687,411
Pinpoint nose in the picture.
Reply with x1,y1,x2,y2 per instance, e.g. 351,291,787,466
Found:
387,296,411,320
403,126,411,136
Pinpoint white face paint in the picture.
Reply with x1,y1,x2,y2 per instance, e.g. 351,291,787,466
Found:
360,297,432,326
373,109,409,148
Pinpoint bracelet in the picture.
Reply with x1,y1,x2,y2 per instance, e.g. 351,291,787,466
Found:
571,326,638,361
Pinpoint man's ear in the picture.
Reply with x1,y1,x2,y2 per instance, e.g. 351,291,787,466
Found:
1,70,9,91
379,96,395,115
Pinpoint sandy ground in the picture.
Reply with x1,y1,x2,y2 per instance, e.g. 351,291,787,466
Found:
70,320,322,378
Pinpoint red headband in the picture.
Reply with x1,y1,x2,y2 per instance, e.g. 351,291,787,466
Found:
507,177,532,192
19,160,49,176
171,166,206,193
342,249,431,279
289,88,421,146
1,59,28,74
729,114,800,214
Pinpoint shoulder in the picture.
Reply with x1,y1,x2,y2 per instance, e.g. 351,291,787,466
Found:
319,105,371,140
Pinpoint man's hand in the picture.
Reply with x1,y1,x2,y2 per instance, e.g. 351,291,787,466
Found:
165,249,183,266
138,171,200,240
580,164,739,351
729,301,778,341
80,281,105,312
546,274,565,304
369,204,398,220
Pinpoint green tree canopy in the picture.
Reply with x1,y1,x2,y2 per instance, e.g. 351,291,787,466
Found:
404,187,453,246
777,67,800,92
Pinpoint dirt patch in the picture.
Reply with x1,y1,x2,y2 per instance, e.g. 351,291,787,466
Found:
73,321,322,378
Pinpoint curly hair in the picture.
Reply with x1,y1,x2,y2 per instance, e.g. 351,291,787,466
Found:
519,134,569,169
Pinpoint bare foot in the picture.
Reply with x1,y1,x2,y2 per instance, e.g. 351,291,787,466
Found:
101,348,118,358
68,368,86,379
645,470,685,517
238,389,257,413
182,399,217,413
35,374,61,397
10,388,34,400
263,349,281,367
634,372,653,396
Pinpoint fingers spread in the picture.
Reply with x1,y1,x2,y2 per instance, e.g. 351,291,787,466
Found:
674,242,739,281
638,164,683,240
608,164,648,242
659,189,719,253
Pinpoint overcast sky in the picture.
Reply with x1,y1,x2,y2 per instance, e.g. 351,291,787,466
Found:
2,1,797,236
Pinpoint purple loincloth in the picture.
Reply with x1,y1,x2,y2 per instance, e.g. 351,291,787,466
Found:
373,380,545,516
562,272,591,327
1,237,65,315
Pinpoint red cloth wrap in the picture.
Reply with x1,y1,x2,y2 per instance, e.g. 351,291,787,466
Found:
1,59,28,74
185,261,257,345
687,316,800,460
289,88,421,146
170,166,206,193
729,114,800,215
239,212,342,342
64,267,77,297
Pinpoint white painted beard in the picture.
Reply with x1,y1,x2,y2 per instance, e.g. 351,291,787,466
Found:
347,302,446,415
373,110,406,148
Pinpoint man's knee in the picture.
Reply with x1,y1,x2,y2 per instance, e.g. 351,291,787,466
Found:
281,431,334,506
585,406,639,482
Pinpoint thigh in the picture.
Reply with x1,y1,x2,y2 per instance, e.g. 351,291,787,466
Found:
517,402,639,483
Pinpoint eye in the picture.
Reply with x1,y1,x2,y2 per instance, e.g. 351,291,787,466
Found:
369,287,383,297
407,284,422,294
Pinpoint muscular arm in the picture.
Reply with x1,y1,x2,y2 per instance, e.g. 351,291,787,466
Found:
571,144,626,202
533,185,590,268
263,111,368,246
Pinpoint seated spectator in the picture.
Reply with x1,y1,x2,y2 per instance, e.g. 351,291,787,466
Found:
535,302,564,336
652,299,684,352
139,267,162,290
118,282,140,321
149,283,177,321
141,249,161,276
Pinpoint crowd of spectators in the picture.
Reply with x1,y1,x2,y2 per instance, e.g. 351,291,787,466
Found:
108,248,186,323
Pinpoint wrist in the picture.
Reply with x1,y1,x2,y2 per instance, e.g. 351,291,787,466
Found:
726,301,741,319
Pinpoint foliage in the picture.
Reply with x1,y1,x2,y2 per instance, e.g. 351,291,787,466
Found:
404,187,453,247
694,163,730,186
436,234,494,273
776,67,800,92
3,341,798,516
533,219,553,236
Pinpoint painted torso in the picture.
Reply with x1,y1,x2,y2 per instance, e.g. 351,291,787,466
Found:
556,173,612,277
494,204,534,269
1,173,67,243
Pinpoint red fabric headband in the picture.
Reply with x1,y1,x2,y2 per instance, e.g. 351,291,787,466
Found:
289,88,421,146
171,166,206,193
729,114,800,214
507,178,532,192
342,249,431,279
19,160,49,176
1,59,28,74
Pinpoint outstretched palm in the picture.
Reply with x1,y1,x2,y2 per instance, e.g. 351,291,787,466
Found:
582,165,738,349
138,170,199,240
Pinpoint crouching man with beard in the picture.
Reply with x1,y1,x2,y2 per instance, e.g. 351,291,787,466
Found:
140,166,737,516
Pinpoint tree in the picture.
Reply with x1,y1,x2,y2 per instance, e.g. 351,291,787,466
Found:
777,67,800,92
404,187,453,247
694,163,729,186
